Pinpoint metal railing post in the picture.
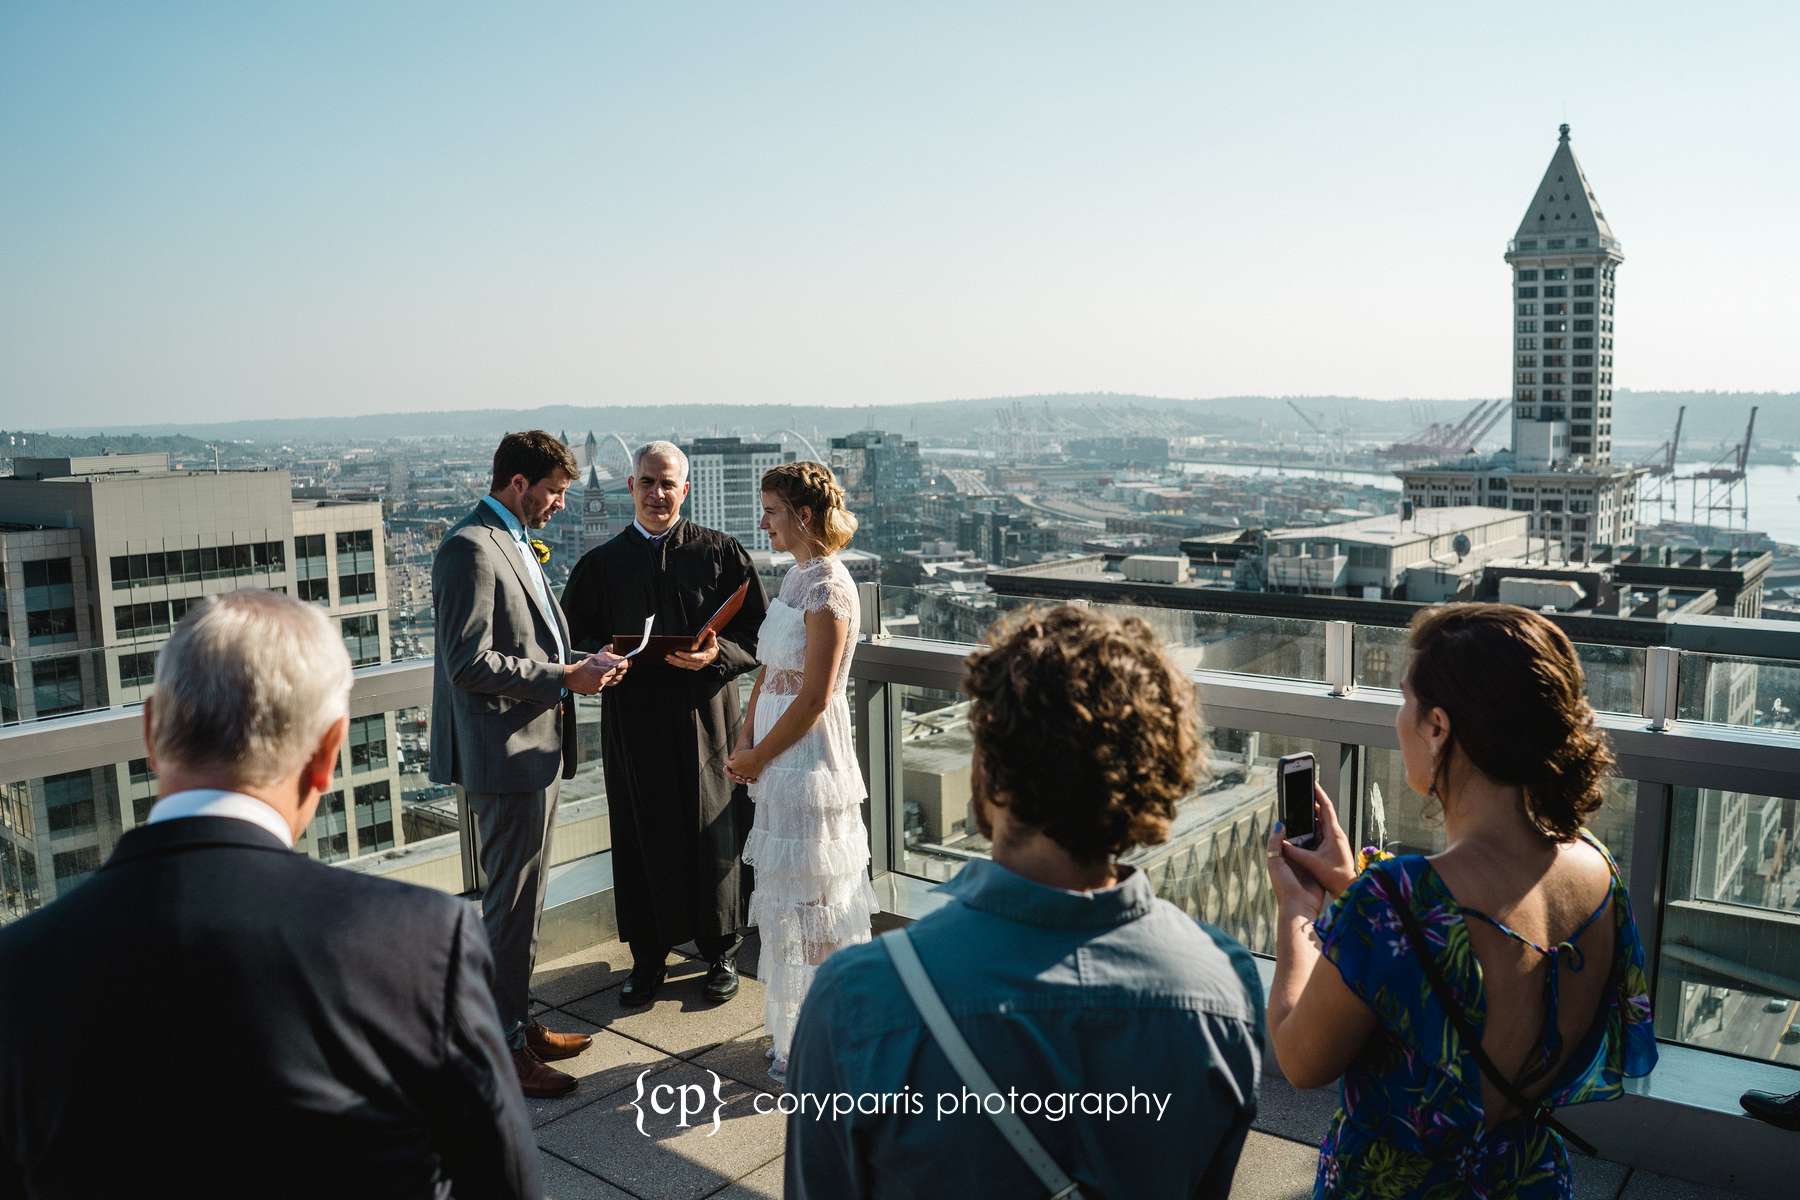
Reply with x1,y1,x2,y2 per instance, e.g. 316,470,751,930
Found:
1644,645,1680,732
858,580,886,642
1326,620,1355,697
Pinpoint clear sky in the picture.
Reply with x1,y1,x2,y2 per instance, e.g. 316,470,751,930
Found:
3,2,1796,426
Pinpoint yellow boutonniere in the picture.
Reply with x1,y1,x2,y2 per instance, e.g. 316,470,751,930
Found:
530,538,552,565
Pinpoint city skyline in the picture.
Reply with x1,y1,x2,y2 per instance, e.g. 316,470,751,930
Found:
4,3,1798,426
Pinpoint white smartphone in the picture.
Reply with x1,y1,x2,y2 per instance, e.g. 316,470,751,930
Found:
1277,752,1320,850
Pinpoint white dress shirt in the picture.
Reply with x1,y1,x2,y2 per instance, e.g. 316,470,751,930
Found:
145,788,295,848
633,517,680,543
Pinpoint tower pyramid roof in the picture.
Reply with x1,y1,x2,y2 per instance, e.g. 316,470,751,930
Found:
1515,124,1616,243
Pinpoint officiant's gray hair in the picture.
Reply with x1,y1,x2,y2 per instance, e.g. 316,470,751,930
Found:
149,591,354,785
633,440,690,482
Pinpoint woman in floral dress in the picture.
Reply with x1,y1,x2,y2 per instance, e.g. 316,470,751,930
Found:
725,462,877,1084
1265,604,1656,1199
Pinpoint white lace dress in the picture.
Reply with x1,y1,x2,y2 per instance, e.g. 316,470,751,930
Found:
741,555,878,1066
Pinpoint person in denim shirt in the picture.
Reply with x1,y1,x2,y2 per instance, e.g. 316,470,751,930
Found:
785,605,1264,1198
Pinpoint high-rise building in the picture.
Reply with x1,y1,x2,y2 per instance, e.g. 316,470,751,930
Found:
1401,125,1640,559
683,437,785,551
0,454,398,921
829,430,924,559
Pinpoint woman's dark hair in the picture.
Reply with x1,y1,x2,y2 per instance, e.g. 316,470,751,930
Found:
490,430,578,493
963,604,1204,864
1405,603,1614,841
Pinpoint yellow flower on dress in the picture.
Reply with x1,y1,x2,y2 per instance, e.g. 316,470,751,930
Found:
1357,845,1396,875
530,537,552,565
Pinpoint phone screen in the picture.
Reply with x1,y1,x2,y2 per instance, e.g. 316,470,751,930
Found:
1281,757,1317,844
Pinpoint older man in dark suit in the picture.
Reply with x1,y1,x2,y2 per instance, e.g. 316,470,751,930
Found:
0,591,539,1199
430,429,630,1098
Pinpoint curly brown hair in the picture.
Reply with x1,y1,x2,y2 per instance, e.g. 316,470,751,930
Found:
1405,603,1615,841
761,461,858,553
963,605,1205,864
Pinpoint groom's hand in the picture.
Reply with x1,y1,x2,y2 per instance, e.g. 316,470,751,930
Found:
566,652,626,694
666,629,720,671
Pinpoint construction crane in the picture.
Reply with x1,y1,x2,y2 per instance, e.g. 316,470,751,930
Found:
1635,405,1685,527
1458,399,1509,454
1676,406,1758,530
1286,400,1351,462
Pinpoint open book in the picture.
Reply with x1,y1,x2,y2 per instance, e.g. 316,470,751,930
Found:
610,580,750,661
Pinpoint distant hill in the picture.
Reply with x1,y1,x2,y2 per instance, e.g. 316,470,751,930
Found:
1,429,216,458
29,389,1797,448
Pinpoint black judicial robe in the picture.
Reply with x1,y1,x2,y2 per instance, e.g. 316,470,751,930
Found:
561,520,768,949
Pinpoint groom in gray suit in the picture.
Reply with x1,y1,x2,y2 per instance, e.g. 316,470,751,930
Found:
430,430,630,1098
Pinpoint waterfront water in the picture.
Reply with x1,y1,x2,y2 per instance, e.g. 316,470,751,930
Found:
1181,459,1800,546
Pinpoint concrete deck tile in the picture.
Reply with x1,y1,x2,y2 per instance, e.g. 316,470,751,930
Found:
538,1149,635,1199
533,939,667,1009
705,1154,784,1199
563,960,766,1060
1226,1131,1321,1200
1619,1170,1761,1199
536,1061,787,1200
523,1021,680,1129
692,1029,782,1096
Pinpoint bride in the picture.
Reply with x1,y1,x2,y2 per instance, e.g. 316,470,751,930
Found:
725,462,877,1084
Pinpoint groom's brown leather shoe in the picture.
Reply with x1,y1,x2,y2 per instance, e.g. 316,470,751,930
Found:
527,1021,593,1062
512,1046,578,1098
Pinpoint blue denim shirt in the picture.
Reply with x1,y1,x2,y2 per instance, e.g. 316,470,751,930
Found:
785,859,1264,1199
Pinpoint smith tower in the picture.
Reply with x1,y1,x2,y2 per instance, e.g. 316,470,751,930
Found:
1403,124,1639,559
1507,122,1623,468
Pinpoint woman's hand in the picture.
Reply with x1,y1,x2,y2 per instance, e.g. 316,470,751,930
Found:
725,746,764,786
1280,785,1358,901
1266,812,1326,922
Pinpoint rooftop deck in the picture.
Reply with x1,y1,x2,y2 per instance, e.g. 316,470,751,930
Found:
523,935,1755,1200
6,585,1799,1196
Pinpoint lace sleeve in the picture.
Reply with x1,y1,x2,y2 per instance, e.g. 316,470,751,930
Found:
801,574,856,623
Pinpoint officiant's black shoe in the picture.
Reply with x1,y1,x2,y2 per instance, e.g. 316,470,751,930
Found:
1741,1087,1800,1131
620,964,666,1007
703,956,740,1003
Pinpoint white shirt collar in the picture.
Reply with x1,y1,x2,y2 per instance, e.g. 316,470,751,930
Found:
145,788,296,849
634,518,680,542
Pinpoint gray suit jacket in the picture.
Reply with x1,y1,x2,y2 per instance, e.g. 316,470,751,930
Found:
429,501,578,793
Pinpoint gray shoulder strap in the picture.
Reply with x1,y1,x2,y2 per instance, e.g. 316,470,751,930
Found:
880,929,1084,1200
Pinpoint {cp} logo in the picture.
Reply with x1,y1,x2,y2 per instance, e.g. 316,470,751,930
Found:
629,1068,726,1137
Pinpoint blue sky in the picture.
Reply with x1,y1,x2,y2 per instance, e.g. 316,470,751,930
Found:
3,2,1796,426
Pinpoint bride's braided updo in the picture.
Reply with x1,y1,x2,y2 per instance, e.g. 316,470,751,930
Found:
761,461,858,553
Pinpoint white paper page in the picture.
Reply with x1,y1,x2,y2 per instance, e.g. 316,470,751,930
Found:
622,614,656,658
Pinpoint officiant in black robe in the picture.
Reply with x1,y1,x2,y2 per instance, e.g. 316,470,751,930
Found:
561,442,768,1006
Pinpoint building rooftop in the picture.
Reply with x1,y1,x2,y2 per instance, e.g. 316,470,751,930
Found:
1270,504,1520,548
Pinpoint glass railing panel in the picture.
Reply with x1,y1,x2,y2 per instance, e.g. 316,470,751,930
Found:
1356,747,1640,883
1664,786,1798,916
1351,625,1645,715
1676,652,1800,733
878,586,1330,682
890,677,1319,956
1657,785,1800,1066
551,692,611,868
0,668,622,923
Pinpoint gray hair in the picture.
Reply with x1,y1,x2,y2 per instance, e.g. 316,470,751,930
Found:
150,591,355,786
632,440,690,482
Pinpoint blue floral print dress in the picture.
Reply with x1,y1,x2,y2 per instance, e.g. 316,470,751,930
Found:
1312,832,1657,1199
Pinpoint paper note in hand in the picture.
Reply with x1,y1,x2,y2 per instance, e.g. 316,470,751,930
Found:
622,614,657,658
608,581,751,661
